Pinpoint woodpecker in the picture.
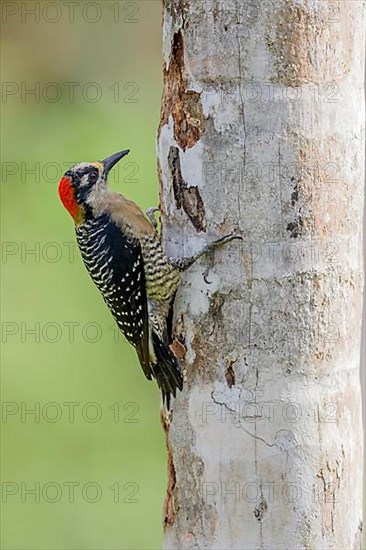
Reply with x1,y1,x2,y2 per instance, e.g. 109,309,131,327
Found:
58,150,240,408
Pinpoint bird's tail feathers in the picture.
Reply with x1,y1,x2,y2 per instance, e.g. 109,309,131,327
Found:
151,330,183,410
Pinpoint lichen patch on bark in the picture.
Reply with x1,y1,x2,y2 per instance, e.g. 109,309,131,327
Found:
160,29,205,151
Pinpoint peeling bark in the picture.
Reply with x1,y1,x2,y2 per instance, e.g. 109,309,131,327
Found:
160,29,205,151
158,1,365,549
168,146,206,232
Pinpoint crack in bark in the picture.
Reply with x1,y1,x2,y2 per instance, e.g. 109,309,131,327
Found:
210,390,300,462
278,143,285,238
161,411,177,528
210,390,274,449
235,0,247,226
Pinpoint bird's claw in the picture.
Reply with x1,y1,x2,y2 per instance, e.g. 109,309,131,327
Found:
222,229,243,243
146,207,159,229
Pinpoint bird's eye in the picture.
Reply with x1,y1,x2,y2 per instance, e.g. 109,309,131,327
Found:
88,170,99,185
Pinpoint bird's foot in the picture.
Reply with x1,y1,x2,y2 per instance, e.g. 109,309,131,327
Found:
171,230,243,271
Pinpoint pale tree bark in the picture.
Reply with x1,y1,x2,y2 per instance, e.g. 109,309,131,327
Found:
157,1,365,549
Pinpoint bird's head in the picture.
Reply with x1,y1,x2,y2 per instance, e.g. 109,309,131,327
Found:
58,149,130,223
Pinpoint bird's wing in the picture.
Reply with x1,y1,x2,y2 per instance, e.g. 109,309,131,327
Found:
85,218,151,380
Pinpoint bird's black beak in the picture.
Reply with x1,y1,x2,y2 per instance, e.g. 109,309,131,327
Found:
102,150,130,175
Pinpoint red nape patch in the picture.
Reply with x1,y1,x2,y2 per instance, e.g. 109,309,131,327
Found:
58,176,80,221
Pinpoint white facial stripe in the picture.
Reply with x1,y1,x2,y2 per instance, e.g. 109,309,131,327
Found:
80,174,90,187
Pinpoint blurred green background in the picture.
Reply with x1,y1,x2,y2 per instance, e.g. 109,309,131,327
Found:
1,2,167,548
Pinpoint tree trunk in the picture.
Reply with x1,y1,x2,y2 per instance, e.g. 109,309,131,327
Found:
157,1,365,548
